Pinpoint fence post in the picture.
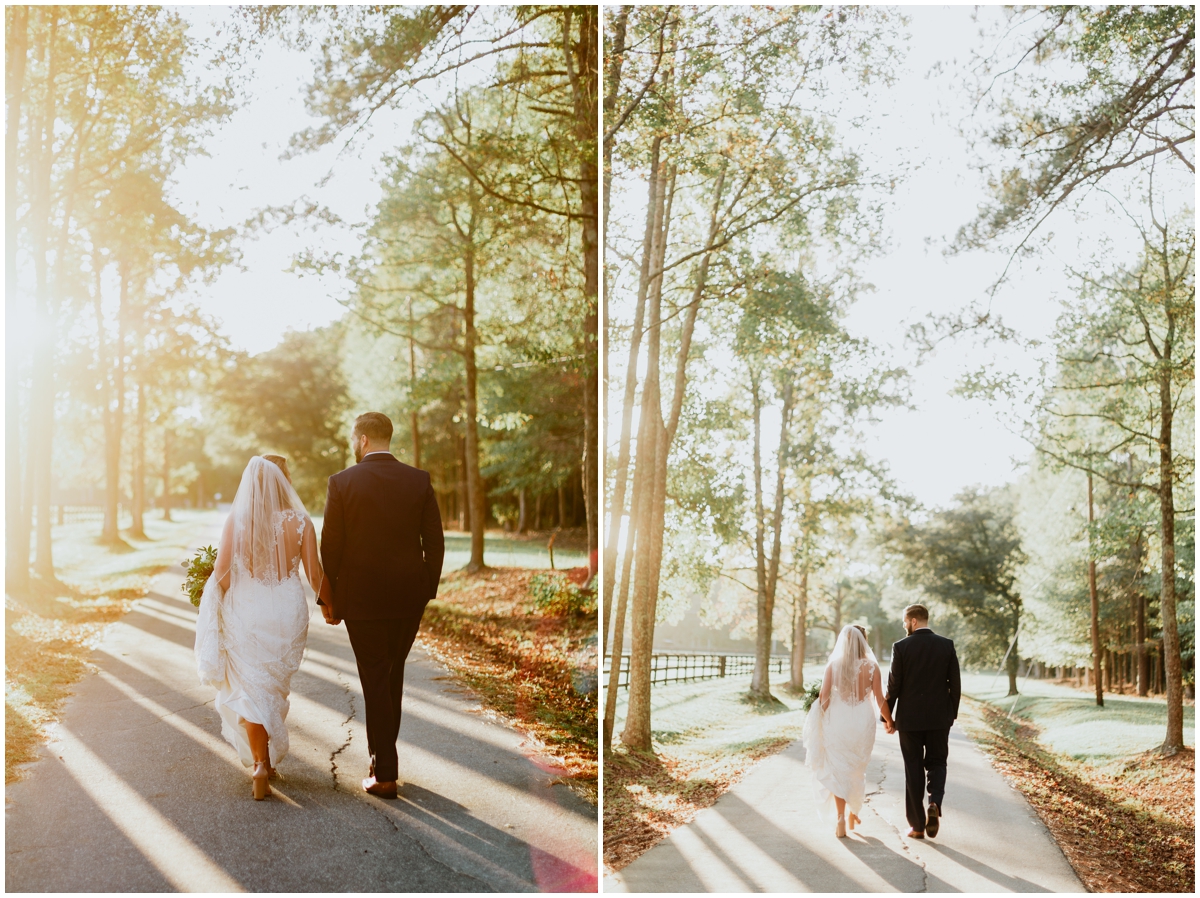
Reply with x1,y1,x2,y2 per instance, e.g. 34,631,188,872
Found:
719,655,727,678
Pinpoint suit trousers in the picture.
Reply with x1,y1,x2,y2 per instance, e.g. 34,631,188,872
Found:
898,728,949,830
344,610,424,783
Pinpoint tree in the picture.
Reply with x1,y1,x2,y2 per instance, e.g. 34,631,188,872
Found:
895,488,1027,696
957,6,1193,264
1029,210,1193,751
605,5,899,750
5,6,30,591
6,7,234,574
279,5,599,571
218,327,351,510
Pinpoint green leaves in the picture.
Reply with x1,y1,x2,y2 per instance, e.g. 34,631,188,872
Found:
181,545,218,607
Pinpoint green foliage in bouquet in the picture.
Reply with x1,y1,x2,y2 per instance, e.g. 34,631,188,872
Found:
182,545,218,607
801,681,822,713
529,571,596,617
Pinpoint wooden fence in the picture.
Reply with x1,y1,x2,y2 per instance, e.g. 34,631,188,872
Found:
603,652,788,689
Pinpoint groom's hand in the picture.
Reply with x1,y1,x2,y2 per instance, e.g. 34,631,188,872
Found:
322,606,341,626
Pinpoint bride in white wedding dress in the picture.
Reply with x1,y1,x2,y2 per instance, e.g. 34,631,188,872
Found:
194,455,326,800
802,624,895,837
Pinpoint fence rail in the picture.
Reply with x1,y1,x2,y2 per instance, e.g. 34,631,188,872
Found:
603,652,787,689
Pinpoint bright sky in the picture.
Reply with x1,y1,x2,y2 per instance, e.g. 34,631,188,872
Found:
840,5,1185,509
170,7,429,354
837,5,1060,509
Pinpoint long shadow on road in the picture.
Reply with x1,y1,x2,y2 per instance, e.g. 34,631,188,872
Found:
5,570,596,893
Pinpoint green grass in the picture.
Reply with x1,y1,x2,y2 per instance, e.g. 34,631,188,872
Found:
610,663,824,762
46,509,225,592
961,671,1196,760
442,533,587,571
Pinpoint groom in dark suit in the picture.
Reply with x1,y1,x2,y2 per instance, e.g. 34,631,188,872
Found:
319,412,445,798
884,603,960,840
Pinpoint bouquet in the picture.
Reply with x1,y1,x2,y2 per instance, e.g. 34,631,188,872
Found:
801,680,822,712
182,545,218,607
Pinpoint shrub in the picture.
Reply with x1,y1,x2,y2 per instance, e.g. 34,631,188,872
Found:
529,571,596,617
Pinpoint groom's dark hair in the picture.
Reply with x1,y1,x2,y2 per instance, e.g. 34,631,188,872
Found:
353,412,393,444
904,603,929,622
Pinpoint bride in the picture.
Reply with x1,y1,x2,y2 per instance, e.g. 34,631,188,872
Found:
802,624,895,837
194,455,327,800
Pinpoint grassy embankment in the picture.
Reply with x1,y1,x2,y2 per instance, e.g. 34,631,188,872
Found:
603,666,825,872
960,672,1194,892
5,510,223,784
417,533,597,804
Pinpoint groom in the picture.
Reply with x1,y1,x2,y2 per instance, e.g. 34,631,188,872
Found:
319,412,445,798
884,603,960,840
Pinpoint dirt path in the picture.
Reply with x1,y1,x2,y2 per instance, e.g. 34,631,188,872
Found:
5,561,596,892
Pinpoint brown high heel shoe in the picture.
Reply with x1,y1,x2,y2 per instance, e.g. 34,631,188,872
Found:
848,812,861,831
836,817,847,838
252,761,271,800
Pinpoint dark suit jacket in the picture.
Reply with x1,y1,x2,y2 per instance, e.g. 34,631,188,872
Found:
886,628,961,732
319,453,445,621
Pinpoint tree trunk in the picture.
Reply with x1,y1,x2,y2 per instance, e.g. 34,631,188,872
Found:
1087,473,1104,707
129,379,146,539
1156,365,1183,753
563,6,599,577
457,436,468,531
623,157,724,750
29,14,59,578
751,374,793,698
408,295,421,468
102,266,129,543
462,244,486,572
602,136,666,630
789,566,809,690
161,426,172,522
5,5,29,592
1136,590,1148,696
621,374,662,751
603,441,645,750
516,487,527,534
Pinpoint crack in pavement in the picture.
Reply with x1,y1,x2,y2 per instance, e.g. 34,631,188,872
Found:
362,801,499,893
328,660,357,792
871,745,930,893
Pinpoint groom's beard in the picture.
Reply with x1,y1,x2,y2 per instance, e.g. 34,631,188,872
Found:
353,441,364,463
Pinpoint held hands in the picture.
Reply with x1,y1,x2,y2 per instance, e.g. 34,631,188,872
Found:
318,581,341,626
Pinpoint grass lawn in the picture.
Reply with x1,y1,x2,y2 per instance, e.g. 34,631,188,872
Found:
441,532,587,571
604,664,823,872
961,671,1195,759
6,510,223,783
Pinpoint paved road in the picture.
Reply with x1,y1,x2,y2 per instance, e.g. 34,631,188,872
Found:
6,560,597,892
605,718,1084,892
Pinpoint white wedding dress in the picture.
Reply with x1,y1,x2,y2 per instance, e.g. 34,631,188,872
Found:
802,626,883,822
194,457,323,768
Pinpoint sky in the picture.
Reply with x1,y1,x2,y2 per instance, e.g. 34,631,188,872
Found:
170,7,432,354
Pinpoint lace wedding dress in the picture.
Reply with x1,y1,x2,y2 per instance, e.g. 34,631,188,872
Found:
194,457,324,768
802,625,884,822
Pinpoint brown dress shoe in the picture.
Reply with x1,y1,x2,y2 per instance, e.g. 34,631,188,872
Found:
906,829,925,839
926,803,940,838
362,775,398,799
